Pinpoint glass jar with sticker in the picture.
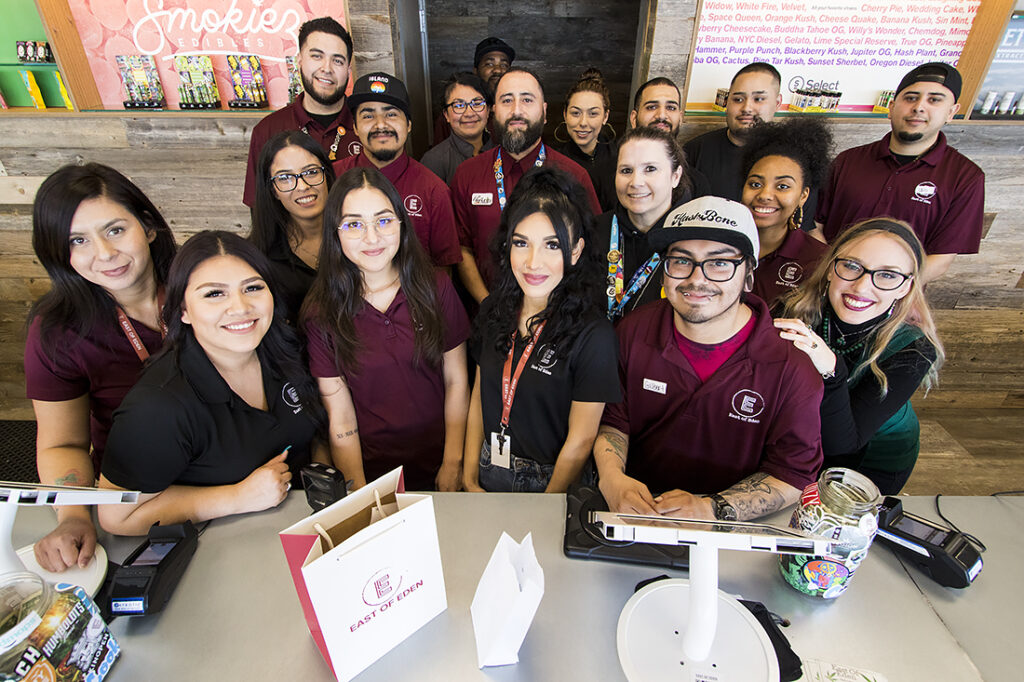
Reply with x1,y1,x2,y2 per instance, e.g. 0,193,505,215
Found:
779,467,881,599
0,572,54,676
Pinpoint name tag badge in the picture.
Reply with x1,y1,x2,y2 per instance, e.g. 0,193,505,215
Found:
472,192,494,206
489,432,511,468
643,378,667,395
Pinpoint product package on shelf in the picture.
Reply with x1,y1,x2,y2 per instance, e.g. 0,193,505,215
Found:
52,72,73,110
16,41,53,63
116,55,165,109
226,54,268,109
173,55,220,110
286,55,303,103
19,71,45,110
0,88,8,110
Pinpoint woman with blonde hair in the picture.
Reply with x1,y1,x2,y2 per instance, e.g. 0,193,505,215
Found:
774,218,943,494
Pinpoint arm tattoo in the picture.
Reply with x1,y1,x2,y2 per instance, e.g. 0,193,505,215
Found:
334,428,358,440
55,470,84,486
720,472,787,521
599,429,629,467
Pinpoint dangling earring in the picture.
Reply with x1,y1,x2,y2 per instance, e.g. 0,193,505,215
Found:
885,300,897,319
789,205,803,231
554,121,570,144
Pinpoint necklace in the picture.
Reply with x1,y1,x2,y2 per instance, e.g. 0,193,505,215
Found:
365,274,400,296
822,309,877,356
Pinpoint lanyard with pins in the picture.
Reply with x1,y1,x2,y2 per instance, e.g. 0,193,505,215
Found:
300,124,344,161
494,143,546,212
606,215,661,319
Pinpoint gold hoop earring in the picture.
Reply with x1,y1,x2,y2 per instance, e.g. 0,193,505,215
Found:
602,122,617,142
553,121,570,144
789,205,804,231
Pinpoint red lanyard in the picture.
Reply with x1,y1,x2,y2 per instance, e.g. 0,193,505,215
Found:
500,321,546,433
116,292,167,363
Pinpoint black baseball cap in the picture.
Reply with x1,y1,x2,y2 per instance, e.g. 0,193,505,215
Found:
896,62,962,102
474,37,515,67
347,72,412,120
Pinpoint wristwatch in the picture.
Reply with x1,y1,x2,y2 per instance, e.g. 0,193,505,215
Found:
707,493,738,521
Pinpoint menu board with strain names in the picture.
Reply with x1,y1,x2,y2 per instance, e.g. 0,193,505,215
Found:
689,0,981,112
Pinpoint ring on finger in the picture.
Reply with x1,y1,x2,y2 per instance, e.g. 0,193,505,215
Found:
811,341,818,349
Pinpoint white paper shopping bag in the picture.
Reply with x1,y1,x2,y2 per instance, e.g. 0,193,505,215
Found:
470,532,545,667
280,467,447,681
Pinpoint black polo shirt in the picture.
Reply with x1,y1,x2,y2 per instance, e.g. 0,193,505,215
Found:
472,302,621,465
558,139,618,213
102,335,316,493
265,237,316,324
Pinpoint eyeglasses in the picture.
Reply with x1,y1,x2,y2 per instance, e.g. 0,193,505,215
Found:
337,215,401,239
663,255,746,282
832,258,911,290
271,166,326,192
446,98,487,115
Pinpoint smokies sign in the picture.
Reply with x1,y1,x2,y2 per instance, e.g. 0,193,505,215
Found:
67,0,346,110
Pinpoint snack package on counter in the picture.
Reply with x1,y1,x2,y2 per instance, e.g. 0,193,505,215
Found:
0,574,120,681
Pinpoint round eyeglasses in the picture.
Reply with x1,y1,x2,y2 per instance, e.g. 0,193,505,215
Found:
271,166,326,192
446,97,487,115
832,258,911,290
338,215,401,239
663,256,746,282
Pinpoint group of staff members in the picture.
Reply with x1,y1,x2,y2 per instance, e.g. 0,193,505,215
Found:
23,59,944,579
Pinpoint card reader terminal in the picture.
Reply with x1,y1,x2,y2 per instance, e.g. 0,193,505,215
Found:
108,521,199,616
875,496,982,589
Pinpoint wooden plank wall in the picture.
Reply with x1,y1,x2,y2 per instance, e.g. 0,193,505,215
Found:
423,0,642,143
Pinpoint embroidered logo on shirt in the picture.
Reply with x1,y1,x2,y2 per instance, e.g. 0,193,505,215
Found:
642,378,667,395
282,382,303,414
912,181,937,205
472,193,494,206
777,262,804,288
529,343,558,375
729,389,764,423
348,141,362,156
404,194,423,216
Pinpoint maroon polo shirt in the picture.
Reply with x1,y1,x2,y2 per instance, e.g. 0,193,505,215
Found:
305,273,470,490
450,143,602,286
243,93,361,206
24,314,164,470
601,296,823,495
333,153,462,267
753,229,828,307
816,132,985,255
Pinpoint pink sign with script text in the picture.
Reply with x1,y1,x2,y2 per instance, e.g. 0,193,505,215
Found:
67,0,346,110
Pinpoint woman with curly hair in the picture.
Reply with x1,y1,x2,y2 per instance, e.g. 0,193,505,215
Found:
775,218,944,494
464,167,620,493
741,117,833,307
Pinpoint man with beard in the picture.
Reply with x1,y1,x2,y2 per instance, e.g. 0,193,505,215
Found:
332,73,462,269
681,64,810,224
450,67,601,304
630,77,684,136
243,17,360,207
594,196,822,521
814,62,984,282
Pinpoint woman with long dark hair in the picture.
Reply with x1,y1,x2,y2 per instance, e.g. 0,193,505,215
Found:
464,167,620,493
302,167,470,491
25,163,177,569
775,218,944,494
741,117,832,307
595,126,695,322
97,231,324,534
558,68,616,212
249,130,336,322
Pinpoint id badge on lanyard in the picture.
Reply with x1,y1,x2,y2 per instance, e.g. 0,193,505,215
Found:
489,321,546,469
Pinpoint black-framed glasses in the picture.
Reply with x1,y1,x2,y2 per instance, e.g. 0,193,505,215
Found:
832,258,912,290
271,166,326,192
337,215,401,239
663,256,747,282
446,97,487,114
